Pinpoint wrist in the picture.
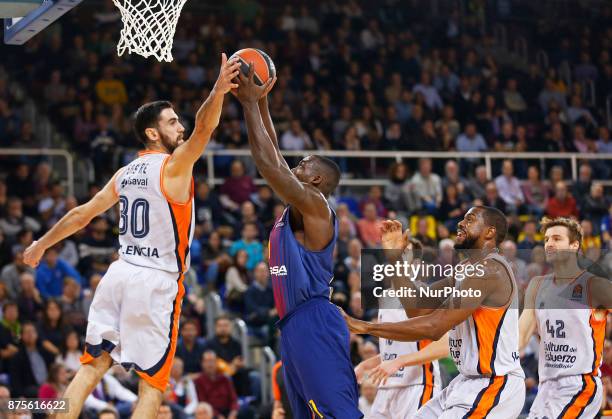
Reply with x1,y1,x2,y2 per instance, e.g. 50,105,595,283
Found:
242,101,258,110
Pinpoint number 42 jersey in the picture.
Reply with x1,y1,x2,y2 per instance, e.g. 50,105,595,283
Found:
114,151,195,273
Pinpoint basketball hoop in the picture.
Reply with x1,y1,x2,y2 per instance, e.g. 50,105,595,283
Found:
111,0,188,62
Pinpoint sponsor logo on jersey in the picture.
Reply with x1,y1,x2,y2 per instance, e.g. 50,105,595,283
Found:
571,284,583,300
120,177,148,188
269,265,287,276
275,222,284,228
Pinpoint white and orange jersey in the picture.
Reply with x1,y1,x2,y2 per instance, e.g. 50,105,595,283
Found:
448,252,524,378
534,271,607,382
114,151,194,273
378,308,440,390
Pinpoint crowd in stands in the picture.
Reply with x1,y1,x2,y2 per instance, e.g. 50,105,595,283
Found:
0,0,612,417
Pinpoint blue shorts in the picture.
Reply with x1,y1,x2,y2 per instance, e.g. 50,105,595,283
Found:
279,298,362,419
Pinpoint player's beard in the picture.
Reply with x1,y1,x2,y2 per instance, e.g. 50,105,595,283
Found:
160,132,182,153
454,231,478,250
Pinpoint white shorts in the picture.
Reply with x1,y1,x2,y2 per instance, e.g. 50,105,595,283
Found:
370,384,441,419
528,375,602,419
81,259,185,391
415,374,525,419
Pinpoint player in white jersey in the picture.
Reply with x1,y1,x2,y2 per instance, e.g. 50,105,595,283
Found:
518,217,611,419
23,54,241,419
343,206,526,418
354,240,444,418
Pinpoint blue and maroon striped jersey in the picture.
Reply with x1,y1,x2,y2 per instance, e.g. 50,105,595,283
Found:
268,206,337,320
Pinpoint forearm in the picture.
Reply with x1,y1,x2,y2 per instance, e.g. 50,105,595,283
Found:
361,316,442,342
188,88,225,148
37,207,91,250
397,333,450,367
258,96,279,148
243,102,288,176
360,354,382,371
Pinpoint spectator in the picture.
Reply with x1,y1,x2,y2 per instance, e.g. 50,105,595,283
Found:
95,66,128,106
175,320,206,375
479,182,507,213
281,120,313,150
157,403,173,419
359,186,386,218
455,123,487,173
409,158,442,215
546,181,579,219
16,271,43,322
37,299,69,357
204,315,258,399
166,357,198,417
0,197,40,241
572,163,593,202
194,351,239,419
517,220,541,256
581,219,601,254
412,72,443,111
9,322,54,397
194,182,223,233
219,160,256,211
572,125,596,154
503,78,527,115
0,301,21,350
84,371,138,418
38,363,68,399
521,166,549,217
465,165,489,201
439,184,467,231
358,381,377,417
500,240,529,289
60,277,86,332
441,160,469,199
494,160,524,213
36,246,83,299
356,202,382,248
224,250,250,310
413,217,437,249
244,262,276,339
538,79,567,113
193,402,214,419
78,217,116,277
384,162,411,212
1,247,35,299
54,330,82,379
581,182,609,228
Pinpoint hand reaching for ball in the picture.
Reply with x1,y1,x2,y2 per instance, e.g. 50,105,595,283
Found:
213,53,241,95
232,63,277,105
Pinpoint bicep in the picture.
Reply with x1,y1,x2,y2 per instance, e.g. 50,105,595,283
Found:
79,173,120,220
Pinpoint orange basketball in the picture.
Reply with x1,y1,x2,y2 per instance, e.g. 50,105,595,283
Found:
230,48,276,86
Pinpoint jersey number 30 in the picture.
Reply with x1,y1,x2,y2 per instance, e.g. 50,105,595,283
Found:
119,195,150,238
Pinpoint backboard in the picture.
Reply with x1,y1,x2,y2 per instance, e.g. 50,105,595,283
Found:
4,0,82,45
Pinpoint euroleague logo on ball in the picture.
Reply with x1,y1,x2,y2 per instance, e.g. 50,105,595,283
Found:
230,48,276,86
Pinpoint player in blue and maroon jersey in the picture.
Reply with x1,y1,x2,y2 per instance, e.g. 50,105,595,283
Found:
233,66,362,419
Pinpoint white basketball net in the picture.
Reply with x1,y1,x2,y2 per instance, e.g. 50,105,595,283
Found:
112,0,188,62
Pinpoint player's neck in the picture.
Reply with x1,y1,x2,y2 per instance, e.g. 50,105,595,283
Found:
552,258,582,284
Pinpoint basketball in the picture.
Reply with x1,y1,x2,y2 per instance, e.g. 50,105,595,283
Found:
229,48,276,86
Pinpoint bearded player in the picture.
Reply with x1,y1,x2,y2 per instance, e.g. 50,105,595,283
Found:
344,207,526,418
23,54,240,419
233,66,361,418
519,217,610,418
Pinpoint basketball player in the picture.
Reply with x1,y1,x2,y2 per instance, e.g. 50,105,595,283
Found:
344,206,526,418
22,54,241,419
354,238,444,418
518,217,610,418
233,67,361,418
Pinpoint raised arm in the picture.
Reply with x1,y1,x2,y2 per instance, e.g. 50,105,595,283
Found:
234,67,327,216
381,221,453,317
23,170,122,268
166,53,240,172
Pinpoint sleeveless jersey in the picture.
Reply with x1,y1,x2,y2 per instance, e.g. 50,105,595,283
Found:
114,151,194,273
268,206,336,320
535,271,606,381
448,252,524,378
378,308,440,389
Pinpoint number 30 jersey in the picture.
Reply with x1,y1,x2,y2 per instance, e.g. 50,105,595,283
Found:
114,151,195,273
535,271,606,382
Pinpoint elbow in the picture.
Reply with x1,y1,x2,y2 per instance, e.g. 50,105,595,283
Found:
425,322,446,341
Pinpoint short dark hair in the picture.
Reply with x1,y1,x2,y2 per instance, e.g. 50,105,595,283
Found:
476,206,508,245
313,155,341,196
133,101,173,145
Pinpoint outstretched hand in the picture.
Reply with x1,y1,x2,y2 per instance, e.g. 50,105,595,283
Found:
232,62,276,105
380,220,409,250
213,53,241,95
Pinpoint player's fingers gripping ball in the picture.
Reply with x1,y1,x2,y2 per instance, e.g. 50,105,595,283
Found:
230,48,276,86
